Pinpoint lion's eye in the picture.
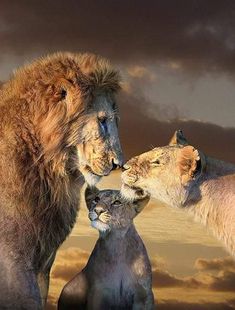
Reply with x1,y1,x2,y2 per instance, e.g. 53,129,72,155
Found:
61,89,67,100
112,200,121,206
99,117,108,134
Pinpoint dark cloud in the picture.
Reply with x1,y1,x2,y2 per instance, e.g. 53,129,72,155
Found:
157,300,235,310
1,0,235,75
152,268,202,289
152,256,235,293
118,90,235,164
210,270,235,292
195,256,235,272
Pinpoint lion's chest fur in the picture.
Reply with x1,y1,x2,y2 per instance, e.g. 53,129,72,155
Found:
31,171,84,272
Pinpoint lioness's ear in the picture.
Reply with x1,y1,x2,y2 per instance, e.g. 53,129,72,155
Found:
177,145,203,185
85,186,99,208
169,130,188,146
134,195,150,215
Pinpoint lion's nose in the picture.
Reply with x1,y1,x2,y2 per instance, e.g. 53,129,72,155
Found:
111,158,123,170
94,206,105,216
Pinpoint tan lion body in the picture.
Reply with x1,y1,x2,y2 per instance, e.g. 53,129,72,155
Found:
121,131,235,258
0,53,122,309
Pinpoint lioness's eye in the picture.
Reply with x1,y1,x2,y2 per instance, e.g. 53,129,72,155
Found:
151,159,160,165
99,117,108,134
61,89,67,100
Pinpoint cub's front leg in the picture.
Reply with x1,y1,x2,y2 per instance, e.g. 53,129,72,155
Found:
133,284,155,310
58,271,88,310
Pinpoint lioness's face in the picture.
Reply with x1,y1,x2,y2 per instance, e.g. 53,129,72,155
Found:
85,187,149,234
121,145,203,207
77,93,123,186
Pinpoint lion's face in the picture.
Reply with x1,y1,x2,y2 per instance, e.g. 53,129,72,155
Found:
17,53,123,186
85,187,149,234
121,145,204,208
77,94,123,186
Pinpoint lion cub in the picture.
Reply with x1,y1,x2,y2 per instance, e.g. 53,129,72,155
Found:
58,187,154,310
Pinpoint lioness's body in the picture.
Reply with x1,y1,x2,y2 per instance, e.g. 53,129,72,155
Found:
121,131,235,257
186,157,235,255
59,189,154,310
0,53,122,309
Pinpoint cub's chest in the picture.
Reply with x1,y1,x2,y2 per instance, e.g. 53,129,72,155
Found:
92,264,137,305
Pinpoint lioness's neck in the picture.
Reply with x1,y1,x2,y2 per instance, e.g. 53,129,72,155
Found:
186,156,235,255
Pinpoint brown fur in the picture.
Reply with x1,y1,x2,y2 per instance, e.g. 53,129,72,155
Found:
0,52,122,309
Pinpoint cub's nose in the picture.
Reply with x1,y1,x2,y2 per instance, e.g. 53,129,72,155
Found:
94,206,105,216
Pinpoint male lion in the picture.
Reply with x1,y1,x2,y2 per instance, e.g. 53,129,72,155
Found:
0,52,123,309
121,131,235,258
58,187,154,310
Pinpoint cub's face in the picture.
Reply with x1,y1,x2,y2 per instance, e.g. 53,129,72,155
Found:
121,145,203,208
85,187,149,234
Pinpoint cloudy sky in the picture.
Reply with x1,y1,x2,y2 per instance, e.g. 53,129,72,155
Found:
1,1,235,309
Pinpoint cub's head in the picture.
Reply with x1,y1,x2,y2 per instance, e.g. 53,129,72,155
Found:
9,52,123,185
85,187,150,234
121,131,206,208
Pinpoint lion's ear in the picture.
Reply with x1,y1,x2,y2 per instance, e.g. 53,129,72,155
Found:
85,186,99,209
177,145,203,185
169,130,188,146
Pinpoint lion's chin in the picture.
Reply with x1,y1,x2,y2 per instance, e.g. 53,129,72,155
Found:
121,184,147,202
83,171,101,187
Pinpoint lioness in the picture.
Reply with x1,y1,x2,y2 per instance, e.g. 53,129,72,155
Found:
0,53,123,309
58,187,154,310
121,131,235,257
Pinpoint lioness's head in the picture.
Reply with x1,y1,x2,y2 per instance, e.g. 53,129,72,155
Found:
121,131,206,207
9,52,123,185
85,187,149,234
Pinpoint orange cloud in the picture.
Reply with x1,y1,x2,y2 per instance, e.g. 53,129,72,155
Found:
51,247,89,282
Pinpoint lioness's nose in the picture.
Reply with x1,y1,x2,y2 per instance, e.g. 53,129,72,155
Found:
94,206,105,215
122,163,130,171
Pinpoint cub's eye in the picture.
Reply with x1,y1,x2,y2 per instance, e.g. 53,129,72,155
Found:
151,159,160,165
93,197,100,203
61,89,67,100
112,200,121,206
98,117,108,134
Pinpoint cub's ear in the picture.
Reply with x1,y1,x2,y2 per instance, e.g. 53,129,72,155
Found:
169,130,188,146
85,186,99,209
177,145,204,185
133,195,150,215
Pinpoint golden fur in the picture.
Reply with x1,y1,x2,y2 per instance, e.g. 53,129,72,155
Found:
0,52,122,309
121,131,235,258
